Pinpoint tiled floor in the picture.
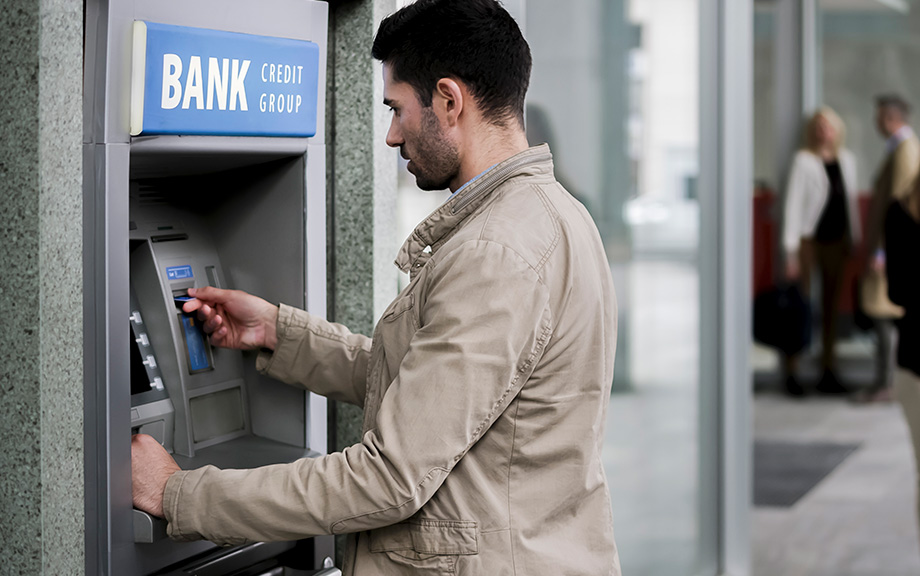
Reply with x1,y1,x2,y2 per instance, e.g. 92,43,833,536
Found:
603,259,920,575
752,393,920,576
605,260,700,576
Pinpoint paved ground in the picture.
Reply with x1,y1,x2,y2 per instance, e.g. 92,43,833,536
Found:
601,260,920,575
752,393,920,576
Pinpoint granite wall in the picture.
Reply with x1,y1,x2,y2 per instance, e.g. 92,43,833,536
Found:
326,0,399,454
326,0,399,564
0,0,84,573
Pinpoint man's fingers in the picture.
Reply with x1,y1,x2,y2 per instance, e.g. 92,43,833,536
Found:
188,286,233,304
182,299,204,314
203,314,223,334
194,304,214,323
131,434,179,518
210,326,230,345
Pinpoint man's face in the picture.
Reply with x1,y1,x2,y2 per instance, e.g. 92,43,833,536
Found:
876,107,890,138
383,64,461,191
876,106,903,139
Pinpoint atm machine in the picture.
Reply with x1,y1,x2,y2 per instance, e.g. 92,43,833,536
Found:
84,1,338,574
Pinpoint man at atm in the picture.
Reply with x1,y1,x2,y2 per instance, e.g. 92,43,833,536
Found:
132,1,621,574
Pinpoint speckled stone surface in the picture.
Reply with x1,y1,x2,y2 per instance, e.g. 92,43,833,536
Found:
328,0,398,455
37,0,84,573
327,0,398,564
0,0,83,573
1,0,45,573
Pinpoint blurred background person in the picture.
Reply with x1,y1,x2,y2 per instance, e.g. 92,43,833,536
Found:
886,177,920,548
858,94,919,403
783,106,861,396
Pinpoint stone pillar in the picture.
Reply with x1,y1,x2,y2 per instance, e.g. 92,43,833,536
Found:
326,0,398,454
0,0,84,573
325,0,399,564
774,0,820,186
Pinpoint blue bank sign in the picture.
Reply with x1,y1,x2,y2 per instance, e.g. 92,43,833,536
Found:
130,21,319,138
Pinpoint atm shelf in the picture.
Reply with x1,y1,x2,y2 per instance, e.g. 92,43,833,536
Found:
130,135,312,178
172,435,320,470
134,509,169,543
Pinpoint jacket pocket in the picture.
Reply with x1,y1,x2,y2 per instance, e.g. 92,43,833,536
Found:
369,519,479,574
379,293,419,383
382,293,417,325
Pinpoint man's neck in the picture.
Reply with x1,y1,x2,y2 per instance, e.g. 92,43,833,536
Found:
449,126,530,192
885,123,913,153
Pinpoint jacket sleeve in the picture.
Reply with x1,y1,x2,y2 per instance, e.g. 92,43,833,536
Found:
255,304,372,407
867,140,920,252
891,138,920,201
783,152,810,255
162,240,552,545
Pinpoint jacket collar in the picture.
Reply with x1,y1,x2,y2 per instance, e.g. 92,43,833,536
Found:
395,144,555,274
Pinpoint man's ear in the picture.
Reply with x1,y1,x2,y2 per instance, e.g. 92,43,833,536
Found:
434,78,464,127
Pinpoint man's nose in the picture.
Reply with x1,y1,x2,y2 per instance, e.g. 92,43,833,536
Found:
385,116,402,148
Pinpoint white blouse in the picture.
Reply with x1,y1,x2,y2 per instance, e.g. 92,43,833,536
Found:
783,148,862,255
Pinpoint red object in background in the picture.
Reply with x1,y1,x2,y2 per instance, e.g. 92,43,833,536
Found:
752,187,776,297
751,188,871,310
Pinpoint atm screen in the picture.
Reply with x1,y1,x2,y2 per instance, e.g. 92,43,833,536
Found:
130,331,152,395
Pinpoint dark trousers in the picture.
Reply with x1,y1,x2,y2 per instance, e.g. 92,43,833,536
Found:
800,237,850,371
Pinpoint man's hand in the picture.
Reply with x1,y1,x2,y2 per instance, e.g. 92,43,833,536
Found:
132,434,181,518
182,286,279,350
871,250,886,274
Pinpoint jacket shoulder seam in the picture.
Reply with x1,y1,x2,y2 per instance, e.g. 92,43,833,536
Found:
444,238,549,285
532,184,562,273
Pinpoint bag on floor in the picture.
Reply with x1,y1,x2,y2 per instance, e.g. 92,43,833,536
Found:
753,284,812,356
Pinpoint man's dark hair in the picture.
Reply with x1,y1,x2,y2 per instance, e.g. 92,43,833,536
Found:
372,0,532,128
877,94,911,119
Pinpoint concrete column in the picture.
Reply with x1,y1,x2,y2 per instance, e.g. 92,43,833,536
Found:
774,0,820,186
700,0,753,573
0,0,84,573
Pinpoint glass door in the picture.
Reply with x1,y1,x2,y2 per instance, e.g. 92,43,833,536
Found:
526,1,707,573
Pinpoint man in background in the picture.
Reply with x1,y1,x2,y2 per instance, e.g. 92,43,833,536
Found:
859,94,920,403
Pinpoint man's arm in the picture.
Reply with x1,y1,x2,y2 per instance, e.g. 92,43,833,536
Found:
257,304,372,407
891,137,920,202
866,139,920,267
160,240,552,545
184,287,372,407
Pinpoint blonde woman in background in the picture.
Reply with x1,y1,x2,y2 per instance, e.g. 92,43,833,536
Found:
783,106,862,396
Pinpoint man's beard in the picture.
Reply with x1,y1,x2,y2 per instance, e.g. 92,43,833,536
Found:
407,108,461,191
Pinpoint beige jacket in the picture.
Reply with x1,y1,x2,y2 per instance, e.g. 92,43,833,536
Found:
162,145,621,576
865,134,920,253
